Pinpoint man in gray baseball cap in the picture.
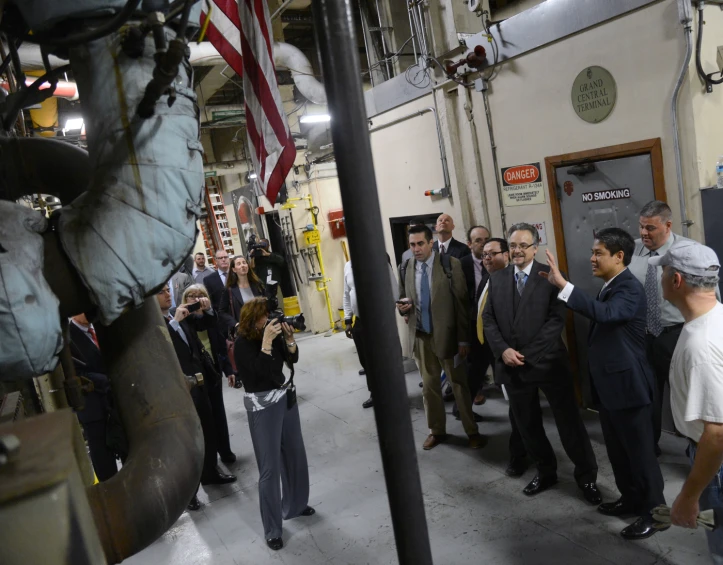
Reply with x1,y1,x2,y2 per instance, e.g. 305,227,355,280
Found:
653,241,723,562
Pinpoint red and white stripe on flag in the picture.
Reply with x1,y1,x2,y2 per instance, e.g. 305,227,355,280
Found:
200,0,296,205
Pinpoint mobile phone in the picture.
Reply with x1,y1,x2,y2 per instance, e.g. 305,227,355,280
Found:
187,301,202,313
396,299,411,304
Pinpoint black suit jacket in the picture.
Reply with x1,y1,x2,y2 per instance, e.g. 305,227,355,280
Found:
68,323,109,424
565,268,655,410
433,238,471,260
460,255,489,317
218,283,265,334
482,261,568,384
203,271,227,311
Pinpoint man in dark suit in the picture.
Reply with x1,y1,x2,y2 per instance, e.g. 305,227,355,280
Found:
543,228,666,540
68,313,118,482
156,284,236,511
432,213,471,259
482,222,599,503
456,225,491,418
203,249,231,310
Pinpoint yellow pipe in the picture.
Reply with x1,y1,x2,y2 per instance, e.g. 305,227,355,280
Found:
287,194,336,331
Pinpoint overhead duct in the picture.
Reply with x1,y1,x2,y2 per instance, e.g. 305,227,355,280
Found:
18,41,327,105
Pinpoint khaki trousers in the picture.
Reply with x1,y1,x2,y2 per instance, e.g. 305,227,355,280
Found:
414,332,478,436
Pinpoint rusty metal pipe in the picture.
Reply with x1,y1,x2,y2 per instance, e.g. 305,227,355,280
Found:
88,297,203,564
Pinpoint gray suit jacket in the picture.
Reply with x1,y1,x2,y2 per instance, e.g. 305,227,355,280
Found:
399,253,470,360
171,271,194,304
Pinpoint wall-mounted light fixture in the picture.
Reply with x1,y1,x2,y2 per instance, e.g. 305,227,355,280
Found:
300,113,331,124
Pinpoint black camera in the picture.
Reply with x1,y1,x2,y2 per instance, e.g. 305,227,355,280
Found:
267,310,307,332
247,233,269,258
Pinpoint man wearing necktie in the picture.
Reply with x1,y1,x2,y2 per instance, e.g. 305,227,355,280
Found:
628,201,715,455
397,224,485,451
483,223,599,503
476,237,528,478
156,283,236,511
544,228,665,541
68,313,118,481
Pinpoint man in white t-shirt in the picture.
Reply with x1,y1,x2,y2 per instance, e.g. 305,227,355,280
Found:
652,241,723,562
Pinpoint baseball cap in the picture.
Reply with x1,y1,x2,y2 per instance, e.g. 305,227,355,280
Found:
649,241,720,277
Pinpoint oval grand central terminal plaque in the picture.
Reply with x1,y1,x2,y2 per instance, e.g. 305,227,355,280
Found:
572,66,617,124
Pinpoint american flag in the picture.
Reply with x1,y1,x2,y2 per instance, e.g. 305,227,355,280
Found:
200,0,296,205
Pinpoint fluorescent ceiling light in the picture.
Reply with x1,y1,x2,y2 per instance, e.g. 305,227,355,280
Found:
300,114,331,124
248,172,258,179
64,118,84,131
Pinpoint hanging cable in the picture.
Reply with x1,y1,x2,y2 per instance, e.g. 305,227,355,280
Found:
695,2,723,92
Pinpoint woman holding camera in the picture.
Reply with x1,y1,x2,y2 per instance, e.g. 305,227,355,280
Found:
234,297,314,551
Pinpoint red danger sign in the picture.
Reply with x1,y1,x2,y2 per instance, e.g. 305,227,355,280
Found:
502,163,540,185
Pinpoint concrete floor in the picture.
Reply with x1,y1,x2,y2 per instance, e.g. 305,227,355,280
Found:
126,331,713,565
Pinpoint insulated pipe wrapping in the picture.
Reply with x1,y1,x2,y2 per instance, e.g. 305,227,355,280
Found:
59,31,204,325
0,201,62,379
273,42,328,105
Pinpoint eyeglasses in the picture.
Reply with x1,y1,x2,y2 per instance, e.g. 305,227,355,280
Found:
509,243,535,251
186,294,205,300
481,251,504,259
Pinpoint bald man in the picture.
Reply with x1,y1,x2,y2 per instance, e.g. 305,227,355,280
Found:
433,214,471,260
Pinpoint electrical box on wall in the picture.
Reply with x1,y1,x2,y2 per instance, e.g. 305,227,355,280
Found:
328,209,346,239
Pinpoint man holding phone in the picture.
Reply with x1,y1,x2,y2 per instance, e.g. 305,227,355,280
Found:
398,224,484,450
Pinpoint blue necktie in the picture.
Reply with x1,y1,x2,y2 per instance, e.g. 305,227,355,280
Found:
516,271,527,296
420,262,432,333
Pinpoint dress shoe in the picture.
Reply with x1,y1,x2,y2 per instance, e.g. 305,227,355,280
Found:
443,390,455,402
468,434,487,449
359,369,366,375
597,498,636,517
523,475,558,496
422,434,448,450
300,506,316,516
220,451,237,464
621,516,669,540
266,537,283,551
187,496,201,511
201,470,237,485
580,483,602,505
452,408,483,422
473,393,487,406
505,458,528,478
419,381,423,388
362,396,374,409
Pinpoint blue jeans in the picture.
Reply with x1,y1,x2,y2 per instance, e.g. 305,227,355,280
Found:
689,441,723,564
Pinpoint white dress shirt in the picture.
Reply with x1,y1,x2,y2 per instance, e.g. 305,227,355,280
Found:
557,268,627,303
514,262,534,280
219,270,228,287
437,239,450,254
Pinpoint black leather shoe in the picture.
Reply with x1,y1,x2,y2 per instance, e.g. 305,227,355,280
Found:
581,483,602,505
359,369,366,375
621,516,669,540
452,409,484,422
443,390,455,402
505,458,528,478
266,537,283,550
362,396,373,409
419,381,423,388
300,506,316,516
220,452,237,464
523,474,557,496
598,498,636,517
201,470,237,485
187,496,201,511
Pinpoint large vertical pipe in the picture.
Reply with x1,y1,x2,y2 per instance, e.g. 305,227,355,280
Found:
310,1,434,564
88,298,203,564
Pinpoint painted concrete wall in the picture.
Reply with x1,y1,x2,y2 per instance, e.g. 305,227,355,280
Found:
471,0,696,254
